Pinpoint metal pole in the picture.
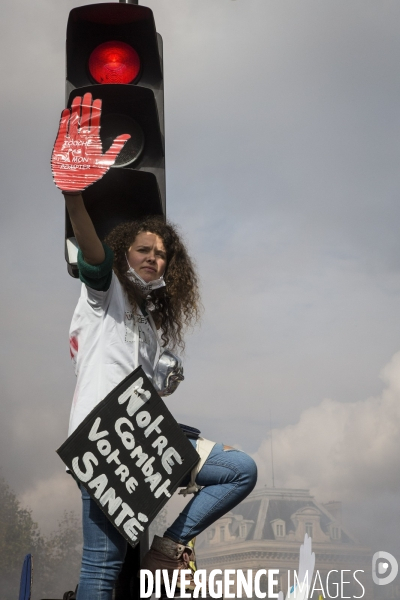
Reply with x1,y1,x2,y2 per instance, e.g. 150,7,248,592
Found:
269,410,275,488
119,0,138,4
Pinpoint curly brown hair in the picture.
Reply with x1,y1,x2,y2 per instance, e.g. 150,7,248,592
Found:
105,216,201,351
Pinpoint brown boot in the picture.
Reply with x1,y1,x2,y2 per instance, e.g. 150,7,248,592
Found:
140,535,196,591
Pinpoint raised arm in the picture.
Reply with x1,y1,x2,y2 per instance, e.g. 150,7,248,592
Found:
64,192,105,265
51,93,130,265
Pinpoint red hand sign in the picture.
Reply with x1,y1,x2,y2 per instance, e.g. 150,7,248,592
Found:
51,93,130,194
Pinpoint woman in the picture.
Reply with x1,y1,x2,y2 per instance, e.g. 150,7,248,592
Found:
54,95,257,600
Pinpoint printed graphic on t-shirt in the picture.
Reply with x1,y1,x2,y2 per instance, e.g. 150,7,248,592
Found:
138,321,150,345
125,310,135,343
125,311,151,346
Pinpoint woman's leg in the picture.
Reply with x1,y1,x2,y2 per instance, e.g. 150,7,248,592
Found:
164,443,257,545
77,485,127,600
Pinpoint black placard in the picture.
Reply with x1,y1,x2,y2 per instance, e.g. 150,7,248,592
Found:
57,366,200,548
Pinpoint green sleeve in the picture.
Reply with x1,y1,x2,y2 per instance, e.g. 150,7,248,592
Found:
77,243,114,291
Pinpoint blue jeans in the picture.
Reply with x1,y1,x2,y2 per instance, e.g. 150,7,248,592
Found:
77,485,127,600
76,442,257,600
165,442,257,544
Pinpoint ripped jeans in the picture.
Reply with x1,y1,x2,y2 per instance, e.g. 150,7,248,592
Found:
76,442,257,600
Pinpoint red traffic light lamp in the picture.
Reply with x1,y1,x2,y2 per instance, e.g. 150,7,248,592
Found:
88,41,141,84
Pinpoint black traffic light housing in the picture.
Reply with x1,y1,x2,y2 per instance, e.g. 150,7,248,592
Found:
65,3,165,277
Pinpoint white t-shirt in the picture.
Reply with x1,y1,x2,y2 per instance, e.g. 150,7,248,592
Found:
68,272,160,435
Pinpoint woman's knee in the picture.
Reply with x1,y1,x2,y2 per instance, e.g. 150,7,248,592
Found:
239,452,258,494
223,448,258,496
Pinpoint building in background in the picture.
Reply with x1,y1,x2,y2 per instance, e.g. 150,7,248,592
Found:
197,487,374,599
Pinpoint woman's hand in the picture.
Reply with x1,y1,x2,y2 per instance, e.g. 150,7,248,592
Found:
51,92,130,193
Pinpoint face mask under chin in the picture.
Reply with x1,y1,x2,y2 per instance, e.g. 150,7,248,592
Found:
125,255,166,296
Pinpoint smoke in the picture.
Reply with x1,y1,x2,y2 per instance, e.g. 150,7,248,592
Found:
253,351,400,552
20,471,81,536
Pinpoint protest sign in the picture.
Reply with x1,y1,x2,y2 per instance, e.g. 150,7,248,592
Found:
57,366,200,548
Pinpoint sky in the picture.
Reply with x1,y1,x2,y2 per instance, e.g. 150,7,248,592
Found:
1,0,400,577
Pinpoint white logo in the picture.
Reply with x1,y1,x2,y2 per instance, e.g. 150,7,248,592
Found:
372,551,398,586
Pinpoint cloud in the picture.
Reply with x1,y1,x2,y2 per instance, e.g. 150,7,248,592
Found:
254,351,400,501
252,351,400,550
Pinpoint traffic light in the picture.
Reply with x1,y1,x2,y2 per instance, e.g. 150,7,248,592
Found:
64,2,165,277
